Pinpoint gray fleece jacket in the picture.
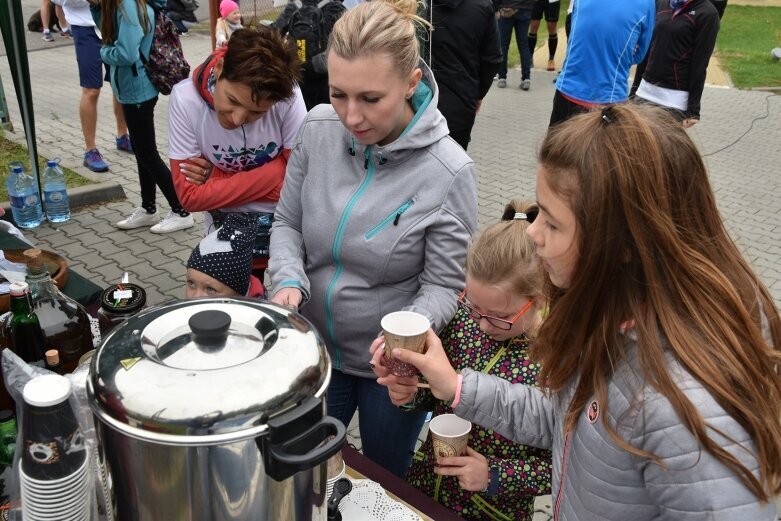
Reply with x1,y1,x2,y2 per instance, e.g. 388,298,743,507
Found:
269,63,478,377
455,331,777,520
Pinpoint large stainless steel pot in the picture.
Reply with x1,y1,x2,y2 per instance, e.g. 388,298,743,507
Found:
87,298,345,521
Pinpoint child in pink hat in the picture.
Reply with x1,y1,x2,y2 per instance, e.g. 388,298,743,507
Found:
216,0,242,47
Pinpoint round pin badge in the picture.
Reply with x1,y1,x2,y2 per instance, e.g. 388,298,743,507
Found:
587,400,599,423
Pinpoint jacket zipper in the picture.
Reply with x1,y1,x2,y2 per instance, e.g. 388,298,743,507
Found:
324,146,375,369
553,432,572,521
364,199,415,240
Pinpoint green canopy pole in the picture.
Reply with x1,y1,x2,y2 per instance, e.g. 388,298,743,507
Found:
0,0,44,196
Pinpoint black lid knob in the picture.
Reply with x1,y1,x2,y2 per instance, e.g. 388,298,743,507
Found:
189,310,231,344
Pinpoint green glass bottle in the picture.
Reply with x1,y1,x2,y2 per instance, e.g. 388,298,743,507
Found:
0,409,17,466
8,281,46,364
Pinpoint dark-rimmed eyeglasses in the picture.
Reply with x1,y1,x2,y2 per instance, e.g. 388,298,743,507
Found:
457,289,534,330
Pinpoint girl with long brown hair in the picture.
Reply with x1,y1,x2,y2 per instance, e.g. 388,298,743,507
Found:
375,103,781,519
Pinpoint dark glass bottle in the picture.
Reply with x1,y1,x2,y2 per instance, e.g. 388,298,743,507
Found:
23,249,93,373
97,283,147,336
8,281,46,364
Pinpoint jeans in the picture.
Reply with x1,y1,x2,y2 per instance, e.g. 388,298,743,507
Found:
498,9,532,81
327,369,427,478
121,97,185,213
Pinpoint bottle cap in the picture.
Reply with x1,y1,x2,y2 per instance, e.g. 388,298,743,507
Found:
100,283,147,314
45,349,60,366
46,160,57,167
11,165,22,173
9,281,29,297
23,374,72,407
23,248,46,272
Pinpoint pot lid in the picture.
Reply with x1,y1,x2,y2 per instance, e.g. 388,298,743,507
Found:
88,299,330,440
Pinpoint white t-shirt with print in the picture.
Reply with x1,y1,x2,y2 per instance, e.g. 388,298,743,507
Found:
168,79,307,230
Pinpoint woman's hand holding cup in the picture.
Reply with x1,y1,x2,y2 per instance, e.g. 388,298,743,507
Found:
370,337,419,406
378,329,459,403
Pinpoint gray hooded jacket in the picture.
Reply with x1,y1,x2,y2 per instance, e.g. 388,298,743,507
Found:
454,331,777,520
269,62,478,377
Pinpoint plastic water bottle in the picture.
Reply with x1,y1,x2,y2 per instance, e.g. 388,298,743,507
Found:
6,162,43,229
42,159,70,223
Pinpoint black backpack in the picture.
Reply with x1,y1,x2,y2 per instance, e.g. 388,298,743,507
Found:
286,0,345,75
139,4,191,95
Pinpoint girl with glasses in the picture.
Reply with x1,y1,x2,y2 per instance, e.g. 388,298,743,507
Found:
372,200,552,520
375,104,781,520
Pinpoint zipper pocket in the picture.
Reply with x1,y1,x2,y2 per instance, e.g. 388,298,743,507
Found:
365,199,414,240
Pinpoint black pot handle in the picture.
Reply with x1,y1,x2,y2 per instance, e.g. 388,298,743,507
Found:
261,416,346,481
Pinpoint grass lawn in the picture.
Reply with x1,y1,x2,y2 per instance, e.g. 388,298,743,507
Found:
506,0,570,69
0,131,93,202
715,5,781,89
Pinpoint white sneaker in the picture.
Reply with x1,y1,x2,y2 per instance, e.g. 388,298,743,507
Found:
150,211,195,234
116,207,159,229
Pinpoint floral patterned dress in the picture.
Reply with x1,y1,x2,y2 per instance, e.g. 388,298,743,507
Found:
405,307,552,520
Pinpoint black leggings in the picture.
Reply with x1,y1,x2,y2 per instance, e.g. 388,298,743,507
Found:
122,97,186,214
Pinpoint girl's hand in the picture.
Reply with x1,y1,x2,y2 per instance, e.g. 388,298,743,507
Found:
271,288,303,309
180,156,213,185
434,447,490,492
371,340,420,406
383,329,459,402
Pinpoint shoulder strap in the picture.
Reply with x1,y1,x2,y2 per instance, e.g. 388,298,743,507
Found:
293,0,302,8
316,0,331,7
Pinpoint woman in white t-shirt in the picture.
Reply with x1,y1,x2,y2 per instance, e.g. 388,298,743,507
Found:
168,28,307,277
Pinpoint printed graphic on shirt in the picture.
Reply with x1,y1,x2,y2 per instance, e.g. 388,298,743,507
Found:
210,141,279,171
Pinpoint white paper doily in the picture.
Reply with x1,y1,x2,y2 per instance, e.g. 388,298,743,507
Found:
339,479,423,521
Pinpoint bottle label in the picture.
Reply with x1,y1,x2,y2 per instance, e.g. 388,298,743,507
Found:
23,194,40,207
44,190,67,204
9,195,26,209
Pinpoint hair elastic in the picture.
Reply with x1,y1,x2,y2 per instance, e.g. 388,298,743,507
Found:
514,212,528,220
601,106,615,124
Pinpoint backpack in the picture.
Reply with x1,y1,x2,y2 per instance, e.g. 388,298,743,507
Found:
139,5,191,95
286,0,345,75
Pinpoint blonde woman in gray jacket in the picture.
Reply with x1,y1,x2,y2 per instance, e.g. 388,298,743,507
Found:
375,104,781,519
269,0,478,477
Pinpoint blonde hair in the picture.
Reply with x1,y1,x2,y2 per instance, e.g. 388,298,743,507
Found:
328,0,430,76
466,200,544,303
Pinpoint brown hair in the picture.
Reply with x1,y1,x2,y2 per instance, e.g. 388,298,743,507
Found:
533,103,781,500
328,0,430,77
219,28,301,103
466,200,544,305
101,0,150,45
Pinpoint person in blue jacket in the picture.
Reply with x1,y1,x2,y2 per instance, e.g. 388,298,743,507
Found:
93,0,194,234
549,0,655,126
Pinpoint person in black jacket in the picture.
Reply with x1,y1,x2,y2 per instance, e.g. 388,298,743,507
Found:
166,0,199,35
631,0,720,126
429,0,502,149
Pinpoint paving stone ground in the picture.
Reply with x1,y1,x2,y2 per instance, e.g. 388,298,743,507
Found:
1,11,780,520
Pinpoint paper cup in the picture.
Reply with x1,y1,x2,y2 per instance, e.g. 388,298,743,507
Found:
381,311,429,377
428,414,471,463
21,375,87,481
